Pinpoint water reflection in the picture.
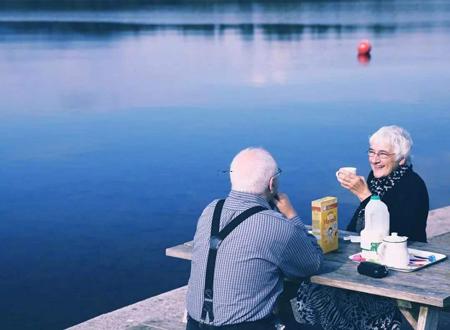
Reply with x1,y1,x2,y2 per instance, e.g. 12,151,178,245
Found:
0,0,449,15
357,53,371,65
2,21,450,42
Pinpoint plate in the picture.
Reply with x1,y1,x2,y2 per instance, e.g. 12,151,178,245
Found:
348,248,447,272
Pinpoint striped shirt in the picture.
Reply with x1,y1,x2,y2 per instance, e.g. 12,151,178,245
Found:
186,190,324,326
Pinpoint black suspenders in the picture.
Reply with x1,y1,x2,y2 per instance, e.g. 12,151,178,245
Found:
200,199,267,323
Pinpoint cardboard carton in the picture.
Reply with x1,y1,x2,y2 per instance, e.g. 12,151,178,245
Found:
312,196,338,253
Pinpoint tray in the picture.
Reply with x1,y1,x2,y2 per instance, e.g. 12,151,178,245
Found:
349,248,447,272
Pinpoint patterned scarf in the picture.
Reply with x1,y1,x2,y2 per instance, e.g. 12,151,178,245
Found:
355,164,411,232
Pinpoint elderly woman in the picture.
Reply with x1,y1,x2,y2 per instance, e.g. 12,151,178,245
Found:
342,125,428,242
294,125,429,330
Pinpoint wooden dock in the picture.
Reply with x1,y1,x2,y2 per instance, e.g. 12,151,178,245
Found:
68,206,450,330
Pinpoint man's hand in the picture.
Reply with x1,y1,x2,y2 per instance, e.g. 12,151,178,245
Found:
337,172,371,201
274,193,298,219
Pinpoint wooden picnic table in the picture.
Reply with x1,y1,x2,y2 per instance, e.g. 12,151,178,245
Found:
166,230,450,330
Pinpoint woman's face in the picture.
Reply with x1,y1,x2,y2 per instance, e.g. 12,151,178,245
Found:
368,140,400,178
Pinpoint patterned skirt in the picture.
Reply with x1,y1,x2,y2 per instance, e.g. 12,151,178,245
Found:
294,282,402,330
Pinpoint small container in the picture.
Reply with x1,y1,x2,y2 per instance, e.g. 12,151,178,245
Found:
378,233,409,269
312,196,338,253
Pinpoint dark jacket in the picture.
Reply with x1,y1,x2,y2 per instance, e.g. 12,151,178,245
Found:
346,169,429,242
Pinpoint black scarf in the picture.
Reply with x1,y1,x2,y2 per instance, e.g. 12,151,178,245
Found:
355,164,411,232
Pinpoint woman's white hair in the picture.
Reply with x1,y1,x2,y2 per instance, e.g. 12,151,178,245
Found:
369,125,413,163
230,147,278,195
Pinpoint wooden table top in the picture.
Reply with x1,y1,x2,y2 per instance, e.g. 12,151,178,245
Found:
166,231,450,308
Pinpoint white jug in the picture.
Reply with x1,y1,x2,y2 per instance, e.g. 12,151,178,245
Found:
360,195,390,252
378,233,409,268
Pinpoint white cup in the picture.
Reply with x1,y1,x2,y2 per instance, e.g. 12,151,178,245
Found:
335,167,357,179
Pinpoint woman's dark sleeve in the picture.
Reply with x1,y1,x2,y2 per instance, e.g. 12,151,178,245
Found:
346,196,371,232
387,174,429,242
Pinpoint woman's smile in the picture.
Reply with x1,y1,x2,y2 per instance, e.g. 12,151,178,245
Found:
369,141,399,178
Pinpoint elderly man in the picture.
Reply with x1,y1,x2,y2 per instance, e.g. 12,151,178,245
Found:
186,147,323,330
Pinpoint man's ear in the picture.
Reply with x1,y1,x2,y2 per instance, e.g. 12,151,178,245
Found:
269,177,275,193
399,158,406,165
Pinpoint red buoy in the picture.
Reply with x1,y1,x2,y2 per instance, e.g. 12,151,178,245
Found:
358,39,372,55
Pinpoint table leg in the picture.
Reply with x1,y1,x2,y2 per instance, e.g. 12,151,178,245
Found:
416,306,440,330
399,306,417,329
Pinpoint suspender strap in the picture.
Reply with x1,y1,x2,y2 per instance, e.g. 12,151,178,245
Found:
216,206,267,240
211,199,225,236
201,199,267,323
201,199,225,323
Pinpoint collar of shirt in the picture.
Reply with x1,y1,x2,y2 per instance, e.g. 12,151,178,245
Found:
227,190,271,210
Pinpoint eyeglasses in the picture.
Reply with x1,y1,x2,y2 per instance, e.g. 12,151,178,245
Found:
271,168,282,179
221,168,282,178
367,149,395,160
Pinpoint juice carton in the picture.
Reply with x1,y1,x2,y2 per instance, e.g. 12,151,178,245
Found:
312,196,338,253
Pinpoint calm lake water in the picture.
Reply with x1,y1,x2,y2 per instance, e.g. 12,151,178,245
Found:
0,1,449,329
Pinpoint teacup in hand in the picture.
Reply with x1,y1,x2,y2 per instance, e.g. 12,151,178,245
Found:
335,167,357,179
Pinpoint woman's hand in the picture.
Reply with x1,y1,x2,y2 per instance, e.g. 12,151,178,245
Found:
274,192,298,219
337,172,372,201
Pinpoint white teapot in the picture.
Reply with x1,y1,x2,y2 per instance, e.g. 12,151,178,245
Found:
378,233,409,268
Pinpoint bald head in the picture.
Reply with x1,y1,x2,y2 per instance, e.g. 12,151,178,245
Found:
230,147,278,195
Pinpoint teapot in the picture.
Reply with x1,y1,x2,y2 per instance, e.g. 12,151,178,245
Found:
378,233,409,268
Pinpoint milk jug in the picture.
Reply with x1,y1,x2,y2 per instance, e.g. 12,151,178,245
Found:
360,195,389,259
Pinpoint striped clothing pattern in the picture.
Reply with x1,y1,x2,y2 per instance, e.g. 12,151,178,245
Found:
186,190,323,326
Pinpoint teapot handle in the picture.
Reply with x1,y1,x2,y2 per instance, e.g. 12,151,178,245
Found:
377,242,387,264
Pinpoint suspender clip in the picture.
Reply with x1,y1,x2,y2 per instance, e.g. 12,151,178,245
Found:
209,235,222,251
202,296,215,323
204,289,213,300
